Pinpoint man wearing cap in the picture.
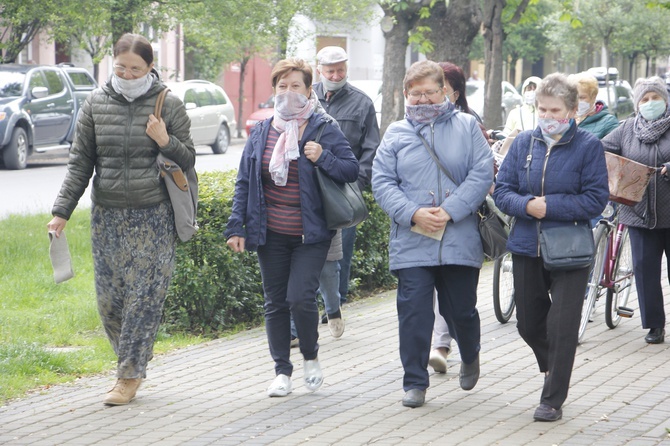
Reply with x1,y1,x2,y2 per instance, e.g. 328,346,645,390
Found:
314,46,381,312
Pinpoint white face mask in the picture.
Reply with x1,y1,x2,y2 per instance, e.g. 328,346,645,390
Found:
112,73,153,102
577,101,593,117
638,100,667,121
539,116,571,136
321,76,347,92
274,90,310,119
524,91,536,105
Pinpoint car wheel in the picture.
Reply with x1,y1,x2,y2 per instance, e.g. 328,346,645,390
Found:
211,124,230,154
3,127,28,170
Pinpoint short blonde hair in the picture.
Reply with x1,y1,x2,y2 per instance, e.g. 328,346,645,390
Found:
271,58,313,89
403,60,444,92
569,72,599,102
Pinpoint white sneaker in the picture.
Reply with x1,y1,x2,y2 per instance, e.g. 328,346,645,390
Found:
304,359,323,391
428,349,448,374
328,317,345,338
267,374,292,397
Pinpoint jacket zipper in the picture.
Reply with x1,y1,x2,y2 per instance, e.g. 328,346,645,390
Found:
125,102,135,208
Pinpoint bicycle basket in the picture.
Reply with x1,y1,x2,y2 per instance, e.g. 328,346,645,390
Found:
604,152,656,206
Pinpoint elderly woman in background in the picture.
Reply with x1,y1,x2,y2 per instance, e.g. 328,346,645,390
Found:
602,76,670,345
225,58,358,397
493,73,609,422
570,72,620,138
372,60,493,408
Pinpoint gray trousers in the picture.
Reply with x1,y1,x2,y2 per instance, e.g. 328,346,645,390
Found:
91,201,176,379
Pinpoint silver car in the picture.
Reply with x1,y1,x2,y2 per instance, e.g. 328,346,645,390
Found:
165,80,236,154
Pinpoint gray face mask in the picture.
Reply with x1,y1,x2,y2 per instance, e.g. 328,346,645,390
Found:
321,76,348,92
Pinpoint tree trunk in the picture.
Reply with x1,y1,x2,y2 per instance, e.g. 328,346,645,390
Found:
423,0,482,72
237,57,249,139
380,6,421,136
482,0,506,130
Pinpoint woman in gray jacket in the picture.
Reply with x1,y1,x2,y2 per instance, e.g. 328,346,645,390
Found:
47,34,195,406
372,60,493,408
602,76,670,345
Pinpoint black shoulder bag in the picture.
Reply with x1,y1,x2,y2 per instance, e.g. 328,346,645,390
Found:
527,138,595,270
312,122,369,229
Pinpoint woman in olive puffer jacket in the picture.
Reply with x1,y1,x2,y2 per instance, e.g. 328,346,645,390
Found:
47,34,195,406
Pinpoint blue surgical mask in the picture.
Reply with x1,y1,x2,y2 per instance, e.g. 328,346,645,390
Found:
638,100,667,121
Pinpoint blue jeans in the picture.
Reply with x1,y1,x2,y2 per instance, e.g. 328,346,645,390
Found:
257,230,330,376
338,226,357,302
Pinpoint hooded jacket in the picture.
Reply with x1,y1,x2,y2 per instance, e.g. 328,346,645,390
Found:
503,76,542,135
224,113,359,251
493,124,609,257
52,73,195,219
578,101,620,139
372,109,493,271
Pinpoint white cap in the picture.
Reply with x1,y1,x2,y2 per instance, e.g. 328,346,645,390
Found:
317,46,348,65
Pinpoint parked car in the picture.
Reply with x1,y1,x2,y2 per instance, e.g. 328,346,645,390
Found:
588,68,635,120
245,96,274,136
466,80,523,122
165,80,236,154
0,64,96,169
58,63,98,109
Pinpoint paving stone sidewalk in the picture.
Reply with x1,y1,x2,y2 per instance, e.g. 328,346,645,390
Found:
1,262,670,446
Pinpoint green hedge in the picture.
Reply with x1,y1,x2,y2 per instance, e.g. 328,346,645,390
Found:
163,171,395,334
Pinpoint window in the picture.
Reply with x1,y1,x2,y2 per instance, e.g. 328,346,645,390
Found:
194,87,214,107
183,89,198,105
28,71,47,90
43,70,65,95
211,87,228,105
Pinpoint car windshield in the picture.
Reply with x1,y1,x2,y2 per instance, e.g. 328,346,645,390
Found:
0,72,25,97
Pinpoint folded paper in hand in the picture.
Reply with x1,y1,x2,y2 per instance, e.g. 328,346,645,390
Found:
49,231,74,283
410,224,445,241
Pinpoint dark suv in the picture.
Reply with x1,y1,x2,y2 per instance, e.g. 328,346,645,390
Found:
0,64,97,169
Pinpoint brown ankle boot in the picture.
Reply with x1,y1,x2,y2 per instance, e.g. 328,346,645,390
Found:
103,378,142,406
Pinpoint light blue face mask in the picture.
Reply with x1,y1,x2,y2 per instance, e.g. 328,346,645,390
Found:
638,100,667,121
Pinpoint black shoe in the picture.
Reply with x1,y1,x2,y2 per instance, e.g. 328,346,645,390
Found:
402,389,426,408
645,328,665,344
533,403,563,422
459,355,480,391
320,313,328,324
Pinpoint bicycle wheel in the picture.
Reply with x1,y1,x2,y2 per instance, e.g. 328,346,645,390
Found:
578,224,608,344
493,252,515,323
606,227,634,329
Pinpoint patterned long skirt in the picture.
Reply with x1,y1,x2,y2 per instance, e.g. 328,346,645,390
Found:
91,201,176,378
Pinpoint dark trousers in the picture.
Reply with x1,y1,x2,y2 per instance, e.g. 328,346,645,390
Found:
512,255,589,409
628,226,670,329
396,265,481,391
257,230,330,376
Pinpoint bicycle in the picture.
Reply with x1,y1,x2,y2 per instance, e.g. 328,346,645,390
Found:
577,202,635,343
491,203,515,324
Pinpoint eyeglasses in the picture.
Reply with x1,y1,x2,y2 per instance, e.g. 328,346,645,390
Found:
113,65,147,76
407,89,442,99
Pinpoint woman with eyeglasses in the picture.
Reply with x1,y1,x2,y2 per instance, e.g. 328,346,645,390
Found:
493,73,608,421
47,33,195,406
372,60,493,408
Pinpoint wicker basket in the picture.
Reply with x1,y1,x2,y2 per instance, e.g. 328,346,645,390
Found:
604,152,656,206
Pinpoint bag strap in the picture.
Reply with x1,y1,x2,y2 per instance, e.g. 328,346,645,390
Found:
416,125,459,186
314,121,329,143
155,88,170,120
